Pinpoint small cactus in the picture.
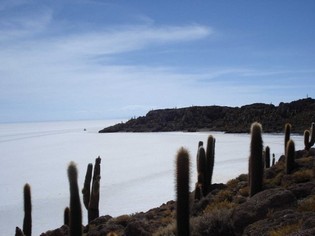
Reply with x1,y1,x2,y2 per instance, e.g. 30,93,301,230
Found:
284,123,291,155
64,207,70,226
176,147,190,236
272,153,275,166
23,184,32,236
249,122,264,197
265,146,270,168
304,122,315,151
285,139,295,174
68,162,82,236
198,141,203,148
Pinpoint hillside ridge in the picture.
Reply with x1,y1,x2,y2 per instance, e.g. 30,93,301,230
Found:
99,98,315,133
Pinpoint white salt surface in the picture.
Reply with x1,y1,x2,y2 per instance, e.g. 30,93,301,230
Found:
0,120,304,235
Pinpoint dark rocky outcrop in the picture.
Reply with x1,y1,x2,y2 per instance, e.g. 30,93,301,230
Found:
99,98,315,133
231,188,297,235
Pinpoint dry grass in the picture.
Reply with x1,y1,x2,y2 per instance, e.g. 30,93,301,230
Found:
239,186,249,197
269,222,301,236
212,189,234,203
153,222,175,236
298,195,315,212
226,178,239,189
292,169,313,183
203,200,236,214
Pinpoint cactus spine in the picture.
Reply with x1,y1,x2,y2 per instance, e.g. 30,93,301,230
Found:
249,122,264,197
205,135,215,193
284,123,291,155
68,162,82,236
176,147,190,236
265,146,270,168
23,184,31,236
285,139,295,174
304,122,315,151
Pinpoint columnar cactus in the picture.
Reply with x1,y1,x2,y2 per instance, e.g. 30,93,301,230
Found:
196,146,207,197
23,184,32,236
82,157,101,223
68,162,82,236
176,147,190,236
265,146,270,168
284,123,291,155
249,122,264,197
304,122,315,151
205,135,215,193
285,139,295,174
82,163,93,209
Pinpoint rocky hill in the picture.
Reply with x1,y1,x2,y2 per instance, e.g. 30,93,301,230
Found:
99,98,315,133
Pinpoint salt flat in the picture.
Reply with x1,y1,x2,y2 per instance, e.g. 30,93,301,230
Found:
0,120,303,235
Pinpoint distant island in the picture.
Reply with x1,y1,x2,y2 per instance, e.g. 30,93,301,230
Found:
99,98,315,133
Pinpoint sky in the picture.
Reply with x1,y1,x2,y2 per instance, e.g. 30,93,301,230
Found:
0,0,314,122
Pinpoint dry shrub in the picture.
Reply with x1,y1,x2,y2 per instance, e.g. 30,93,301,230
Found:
298,195,315,212
203,200,236,214
191,208,234,236
265,172,284,187
153,222,176,236
226,178,239,189
239,186,249,197
212,189,234,203
292,169,313,183
269,222,301,236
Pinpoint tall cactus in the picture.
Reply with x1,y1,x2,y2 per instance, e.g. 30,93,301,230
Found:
176,147,190,236
82,157,101,223
249,122,264,197
23,184,32,236
196,146,207,196
82,163,93,210
284,123,291,155
68,162,82,236
304,122,315,151
285,139,295,174
205,135,215,193
89,157,101,222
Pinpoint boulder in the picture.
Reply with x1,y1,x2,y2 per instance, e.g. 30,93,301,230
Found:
231,188,296,235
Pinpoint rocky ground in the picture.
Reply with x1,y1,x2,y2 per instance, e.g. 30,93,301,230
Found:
39,147,315,236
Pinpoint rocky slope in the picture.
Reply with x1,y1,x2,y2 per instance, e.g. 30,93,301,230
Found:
99,98,315,133
39,148,315,236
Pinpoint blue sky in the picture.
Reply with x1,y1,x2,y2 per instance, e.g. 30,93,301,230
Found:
0,0,314,122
